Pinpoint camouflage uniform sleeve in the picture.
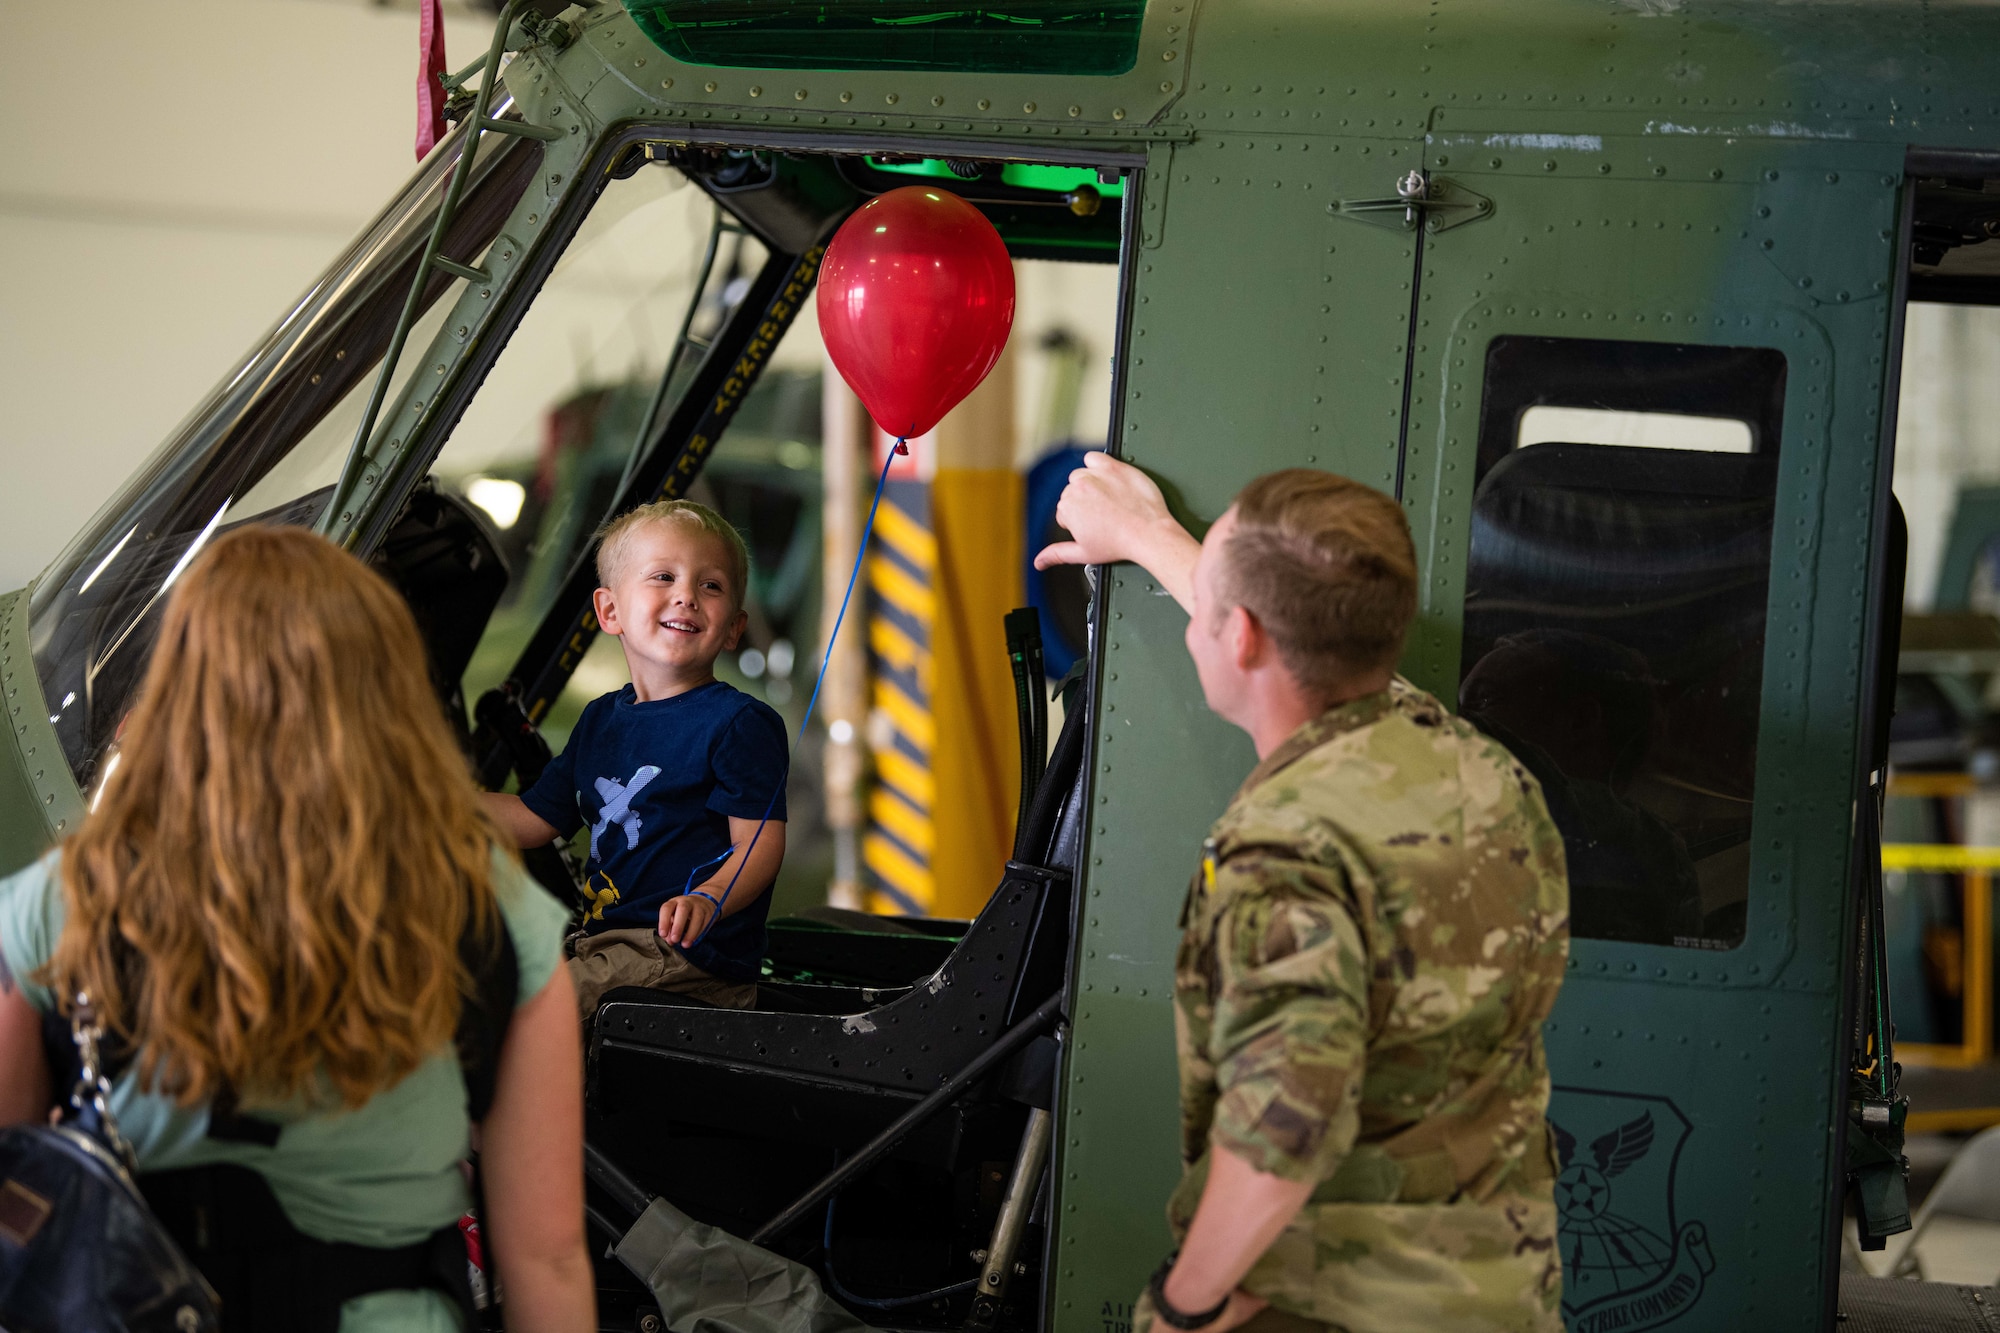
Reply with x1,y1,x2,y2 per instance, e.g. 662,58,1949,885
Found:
1203,848,1370,1185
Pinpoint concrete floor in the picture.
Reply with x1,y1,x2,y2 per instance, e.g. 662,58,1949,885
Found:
1850,1216,2000,1286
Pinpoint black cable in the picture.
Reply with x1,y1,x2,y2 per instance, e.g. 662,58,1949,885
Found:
1012,655,1035,848
820,1195,978,1310
1004,608,1041,858
1025,631,1047,797
1016,692,1087,868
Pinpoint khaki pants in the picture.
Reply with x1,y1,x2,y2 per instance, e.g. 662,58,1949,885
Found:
567,927,757,1018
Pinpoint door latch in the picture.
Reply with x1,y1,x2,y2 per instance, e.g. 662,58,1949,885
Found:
1331,170,1492,234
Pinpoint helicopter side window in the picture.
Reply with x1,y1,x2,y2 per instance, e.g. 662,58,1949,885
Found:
1458,336,1788,950
27,129,543,788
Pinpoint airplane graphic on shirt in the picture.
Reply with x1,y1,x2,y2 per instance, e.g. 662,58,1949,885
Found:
590,764,661,860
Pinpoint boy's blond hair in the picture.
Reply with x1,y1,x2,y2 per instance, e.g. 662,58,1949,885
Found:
595,499,751,605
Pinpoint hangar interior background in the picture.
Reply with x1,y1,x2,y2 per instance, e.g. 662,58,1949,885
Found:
6,0,2000,1291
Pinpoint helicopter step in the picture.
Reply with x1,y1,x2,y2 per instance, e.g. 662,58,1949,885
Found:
1835,1274,2000,1332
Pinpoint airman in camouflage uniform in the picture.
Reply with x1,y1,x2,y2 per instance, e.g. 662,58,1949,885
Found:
1161,676,1569,1333
1034,456,1570,1333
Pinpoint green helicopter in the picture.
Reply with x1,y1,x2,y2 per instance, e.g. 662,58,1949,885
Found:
8,2,2000,1329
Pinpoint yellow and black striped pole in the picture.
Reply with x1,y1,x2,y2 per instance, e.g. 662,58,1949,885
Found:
863,448,939,914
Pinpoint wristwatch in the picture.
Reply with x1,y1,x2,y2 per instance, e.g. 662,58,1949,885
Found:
1147,1254,1231,1331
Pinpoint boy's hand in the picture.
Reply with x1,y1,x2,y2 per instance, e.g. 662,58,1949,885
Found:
658,892,717,947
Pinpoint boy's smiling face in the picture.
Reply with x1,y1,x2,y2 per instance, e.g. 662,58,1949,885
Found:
593,518,748,700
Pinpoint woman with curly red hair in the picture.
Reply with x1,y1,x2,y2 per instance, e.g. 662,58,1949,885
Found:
0,525,593,1331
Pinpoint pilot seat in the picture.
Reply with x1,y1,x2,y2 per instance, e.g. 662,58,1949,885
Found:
583,618,1088,1330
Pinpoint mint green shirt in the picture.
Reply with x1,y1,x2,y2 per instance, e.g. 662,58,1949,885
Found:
0,848,570,1332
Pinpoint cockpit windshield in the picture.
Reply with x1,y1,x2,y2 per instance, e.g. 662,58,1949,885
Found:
29,113,542,788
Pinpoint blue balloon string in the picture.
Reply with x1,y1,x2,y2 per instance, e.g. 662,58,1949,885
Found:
685,436,907,948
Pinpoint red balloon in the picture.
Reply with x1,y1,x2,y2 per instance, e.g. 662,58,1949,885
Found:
818,186,1015,440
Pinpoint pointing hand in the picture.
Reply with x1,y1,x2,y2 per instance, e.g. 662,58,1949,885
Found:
1032,452,1175,571
1032,452,1200,613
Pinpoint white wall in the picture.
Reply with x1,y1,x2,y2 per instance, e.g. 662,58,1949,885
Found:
1013,258,1120,463
1,0,1122,590
1892,302,2000,610
0,0,496,588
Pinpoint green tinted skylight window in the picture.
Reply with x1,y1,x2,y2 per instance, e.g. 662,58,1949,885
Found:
868,158,1125,198
623,1,1144,75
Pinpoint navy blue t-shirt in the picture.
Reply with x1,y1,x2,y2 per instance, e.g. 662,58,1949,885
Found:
521,681,788,982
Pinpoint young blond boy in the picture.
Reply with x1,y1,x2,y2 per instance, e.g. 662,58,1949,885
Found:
486,500,788,1015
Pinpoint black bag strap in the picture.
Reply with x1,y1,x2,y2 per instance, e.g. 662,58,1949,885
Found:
457,909,519,1124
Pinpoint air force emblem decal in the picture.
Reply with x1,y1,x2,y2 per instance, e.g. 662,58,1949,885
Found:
1549,1089,1714,1333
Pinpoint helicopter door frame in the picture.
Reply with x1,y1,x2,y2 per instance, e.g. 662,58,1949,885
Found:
1847,144,2000,1205
1829,156,1918,1292
444,120,1150,1333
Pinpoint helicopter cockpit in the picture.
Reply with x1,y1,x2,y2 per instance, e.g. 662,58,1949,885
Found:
22,95,1130,1325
